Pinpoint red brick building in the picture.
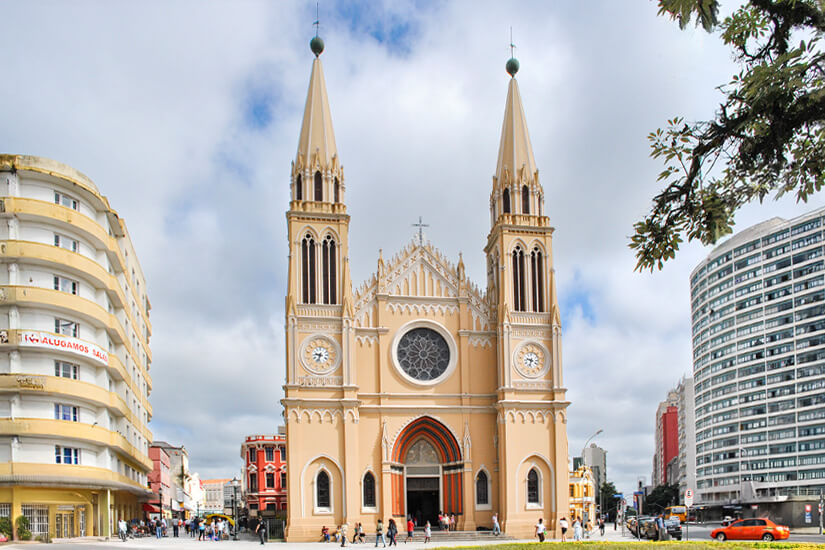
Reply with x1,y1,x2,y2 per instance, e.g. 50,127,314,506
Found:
242,431,287,516
147,446,172,518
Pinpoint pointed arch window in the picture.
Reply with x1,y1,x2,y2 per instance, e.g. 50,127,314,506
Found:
502,189,511,214
527,468,539,504
296,174,303,200
322,235,337,305
512,246,526,311
476,471,489,506
314,171,323,201
301,234,317,304
530,247,544,312
316,470,330,510
363,472,376,508
522,185,530,214
334,177,340,203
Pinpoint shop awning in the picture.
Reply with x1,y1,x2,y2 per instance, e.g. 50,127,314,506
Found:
143,504,160,513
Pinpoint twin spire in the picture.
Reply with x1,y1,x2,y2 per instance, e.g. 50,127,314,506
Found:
293,36,542,218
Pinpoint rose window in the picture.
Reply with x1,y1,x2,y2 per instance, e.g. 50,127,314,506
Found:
396,327,451,381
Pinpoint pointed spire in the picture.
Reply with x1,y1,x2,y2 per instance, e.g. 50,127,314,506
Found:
495,70,537,189
296,44,338,174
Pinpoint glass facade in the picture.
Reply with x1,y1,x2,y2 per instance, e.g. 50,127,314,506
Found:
691,208,825,502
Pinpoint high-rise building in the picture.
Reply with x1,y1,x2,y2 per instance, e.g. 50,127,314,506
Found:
674,376,696,501
652,391,679,487
690,206,825,504
582,443,607,487
0,155,153,539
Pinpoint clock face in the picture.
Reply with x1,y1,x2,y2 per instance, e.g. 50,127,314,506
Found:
301,336,338,374
514,342,548,379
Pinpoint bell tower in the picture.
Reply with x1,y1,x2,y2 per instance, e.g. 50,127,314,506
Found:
283,33,358,540
484,54,569,536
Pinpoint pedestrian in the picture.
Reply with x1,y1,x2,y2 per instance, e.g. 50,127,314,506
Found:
585,519,592,539
387,519,397,546
199,518,206,540
573,517,583,541
559,517,568,542
534,518,546,542
155,518,163,539
322,526,330,542
599,516,605,536
375,519,386,547
118,518,128,542
449,514,455,532
340,523,348,547
492,513,500,536
255,517,266,545
173,518,179,538
405,517,414,543
423,521,431,544
656,514,666,541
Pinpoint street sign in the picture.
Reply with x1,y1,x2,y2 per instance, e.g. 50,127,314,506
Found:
685,489,694,507
613,493,623,498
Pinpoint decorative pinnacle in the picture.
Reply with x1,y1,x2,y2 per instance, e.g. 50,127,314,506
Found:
311,3,324,56
507,27,519,77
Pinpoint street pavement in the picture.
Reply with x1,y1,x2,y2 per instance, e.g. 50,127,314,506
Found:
9,523,825,549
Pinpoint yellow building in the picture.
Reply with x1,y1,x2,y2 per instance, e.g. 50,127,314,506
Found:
569,465,596,524
0,155,153,539
282,36,569,541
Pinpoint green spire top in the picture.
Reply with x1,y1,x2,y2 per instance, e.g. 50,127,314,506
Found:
506,57,519,77
310,35,325,57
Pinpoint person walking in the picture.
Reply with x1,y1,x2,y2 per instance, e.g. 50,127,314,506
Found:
340,523,348,547
255,517,266,545
492,513,500,536
173,518,179,538
375,519,386,547
423,521,431,544
155,518,163,539
573,517,583,541
118,518,128,542
199,519,206,541
387,519,397,546
405,517,414,543
534,518,546,542
559,517,568,542
655,514,666,541
599,516,605,536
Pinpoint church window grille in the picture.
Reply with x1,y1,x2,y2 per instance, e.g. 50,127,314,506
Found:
322,235,337,304
476,471,489,505
396,328,451,381
527,468,539,504
502,189,510,214
316,470,330,509
512,246,526,311
363,472,376,508
334,177,340,203
295,174,302,200
301,234,317,304
522,185,530,214
314,171,323,201
531,247,544,312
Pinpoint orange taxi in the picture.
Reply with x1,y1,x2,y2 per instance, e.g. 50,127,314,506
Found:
711,518,790,541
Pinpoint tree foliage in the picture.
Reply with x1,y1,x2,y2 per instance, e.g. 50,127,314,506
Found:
632,0,825,271
643,483,680,515
599,480,621,517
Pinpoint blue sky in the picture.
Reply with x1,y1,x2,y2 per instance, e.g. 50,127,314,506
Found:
3,0,824,496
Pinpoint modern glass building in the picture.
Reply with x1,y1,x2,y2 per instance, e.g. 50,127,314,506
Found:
690,206,825,505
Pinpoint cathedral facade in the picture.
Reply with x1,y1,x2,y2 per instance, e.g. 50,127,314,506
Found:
282,36,569,541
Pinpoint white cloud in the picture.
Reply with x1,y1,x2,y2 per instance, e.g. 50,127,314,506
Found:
3,0,823,497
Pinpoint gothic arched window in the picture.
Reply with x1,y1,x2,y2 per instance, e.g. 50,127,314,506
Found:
531,247,544,312
363,472,376,508
476,471,489,506
316,470,330,509
502,188,511,214
512,246,526,311
522,185,530,214
314,171,323,201
296,174,303,200
301,234,317,304
527,468,539,504
334,177,340,203
322,235,337,305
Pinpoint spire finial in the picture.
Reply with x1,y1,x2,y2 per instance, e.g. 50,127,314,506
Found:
310,3,325,56
412,216,429,246
506,27,519,77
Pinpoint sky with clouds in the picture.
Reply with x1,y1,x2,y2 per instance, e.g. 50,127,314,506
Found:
3,0,823,497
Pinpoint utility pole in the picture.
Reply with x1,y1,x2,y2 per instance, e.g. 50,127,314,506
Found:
819,490,823,535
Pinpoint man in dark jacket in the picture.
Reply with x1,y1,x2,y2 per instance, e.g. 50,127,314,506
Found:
255,518,266,545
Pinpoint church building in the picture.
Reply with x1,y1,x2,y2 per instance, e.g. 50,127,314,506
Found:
282,34,570,540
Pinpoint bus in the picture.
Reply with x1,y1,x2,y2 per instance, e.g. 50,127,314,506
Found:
665,505,687,523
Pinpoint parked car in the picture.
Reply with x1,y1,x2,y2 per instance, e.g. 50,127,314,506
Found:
711,518,790,541
640,517,682,541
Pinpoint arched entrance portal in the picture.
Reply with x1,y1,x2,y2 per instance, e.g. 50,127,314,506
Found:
391,417,463,526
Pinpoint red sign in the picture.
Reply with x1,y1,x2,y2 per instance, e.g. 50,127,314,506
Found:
806,504,812,512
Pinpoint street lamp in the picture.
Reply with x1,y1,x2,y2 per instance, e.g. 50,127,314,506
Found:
232,478,240,541
581,429,603,522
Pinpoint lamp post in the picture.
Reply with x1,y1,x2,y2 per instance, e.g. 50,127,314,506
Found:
581,429,603,521
232,478,240,541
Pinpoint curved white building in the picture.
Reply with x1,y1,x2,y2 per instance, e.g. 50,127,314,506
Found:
0,155,153,539
690,206,825,506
